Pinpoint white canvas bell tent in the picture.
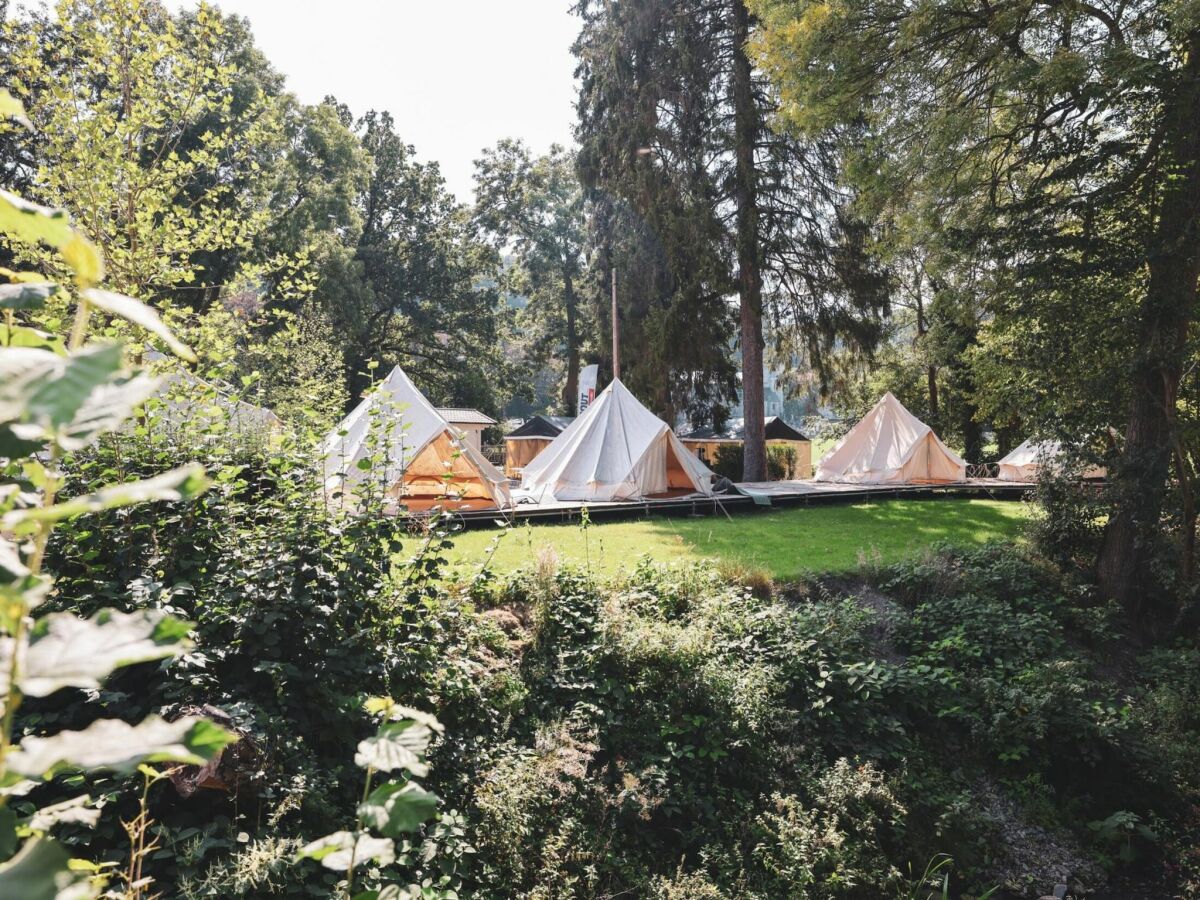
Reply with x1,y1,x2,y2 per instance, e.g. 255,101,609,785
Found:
997,438,1106,482
321,365,512,511
142,350,282,440
520,378,715,502
997,439,1056,482
814,392,966,484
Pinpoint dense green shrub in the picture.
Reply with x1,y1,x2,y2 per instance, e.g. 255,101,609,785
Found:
877,544,1195,890
710,442,798,480
39,408,498,895
456,560,918,897
446,545,1196,897
750,761,904,898
1026,473,1109,570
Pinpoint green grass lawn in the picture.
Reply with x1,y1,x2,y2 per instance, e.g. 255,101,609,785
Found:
443,498,1031,581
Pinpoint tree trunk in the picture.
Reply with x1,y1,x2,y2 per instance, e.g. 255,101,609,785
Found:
1174,438,1197,585
960,397,983,464
731,0,766,482
562,270,581,415
1097,34,1200,610
996,424,1017,458
927,367,939,422
914,281,939,423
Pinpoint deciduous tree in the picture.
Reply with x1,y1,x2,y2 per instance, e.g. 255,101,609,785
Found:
751,0,1200,608
474,140,591,414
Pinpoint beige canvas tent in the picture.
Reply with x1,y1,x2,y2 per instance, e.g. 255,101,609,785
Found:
997,439,1106,482
815,392,966,484
520,379,715,502
321,366,512,511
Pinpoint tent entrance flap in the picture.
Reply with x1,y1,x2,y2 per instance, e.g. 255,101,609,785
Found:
636,433,709,497
630,433,669,495
391,432,496,504
664,438,695,490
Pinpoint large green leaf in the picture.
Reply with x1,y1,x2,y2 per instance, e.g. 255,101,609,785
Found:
0,424,47,458
0,283,57,311
0,538,28,583
1,608,192,697
363,699,444,732
2,465,209,533
0,191,103,286
0,575,50,634
357,782,439,837
0,344,123,430
57,371,159,450
354,720,436,776
24,796,100,833
81,289,196,363
0,191,72,245
0,341,153,450
7,715,237,779
0,325,64,354
296,831,395,871
0,90,30,129
58,235,103,286
0,838,94,900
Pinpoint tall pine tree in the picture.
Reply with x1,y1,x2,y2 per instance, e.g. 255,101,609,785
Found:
573,0,886,475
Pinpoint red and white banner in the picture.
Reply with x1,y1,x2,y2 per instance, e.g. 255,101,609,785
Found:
578,364,598,414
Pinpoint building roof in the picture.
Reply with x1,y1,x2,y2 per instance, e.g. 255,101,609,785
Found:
682,416,810,443
506,414,574,439
436,407,497,427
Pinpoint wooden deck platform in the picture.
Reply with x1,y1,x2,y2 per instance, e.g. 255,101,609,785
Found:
443,478,1034,529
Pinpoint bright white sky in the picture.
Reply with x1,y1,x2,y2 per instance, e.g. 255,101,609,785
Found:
166,0,581,203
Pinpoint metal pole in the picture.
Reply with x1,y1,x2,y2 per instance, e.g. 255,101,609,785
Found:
611,266,620,380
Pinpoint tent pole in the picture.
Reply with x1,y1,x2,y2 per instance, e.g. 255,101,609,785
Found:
611,266,620,381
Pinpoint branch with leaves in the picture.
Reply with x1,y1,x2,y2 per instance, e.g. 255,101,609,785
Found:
0,88,235,898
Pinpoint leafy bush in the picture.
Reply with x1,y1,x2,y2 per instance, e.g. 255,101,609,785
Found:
42,413,502,894
0,95,237,897
750,761,904,898
1026,472,1109,569
710,443,798,481
456,562,919,897
876,543,1194,890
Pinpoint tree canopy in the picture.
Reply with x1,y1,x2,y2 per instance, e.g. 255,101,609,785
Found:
750,0,1200,606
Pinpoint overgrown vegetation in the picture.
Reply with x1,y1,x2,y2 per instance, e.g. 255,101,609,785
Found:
1,0,1198,895
35,432,1199,895
710,442,798,481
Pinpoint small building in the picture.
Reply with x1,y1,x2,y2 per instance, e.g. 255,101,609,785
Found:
436,407,497,452
681,416,813,480
504,414,573,478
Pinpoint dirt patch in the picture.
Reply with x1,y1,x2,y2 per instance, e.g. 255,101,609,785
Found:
481,600,532,633
973,780,1104,898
